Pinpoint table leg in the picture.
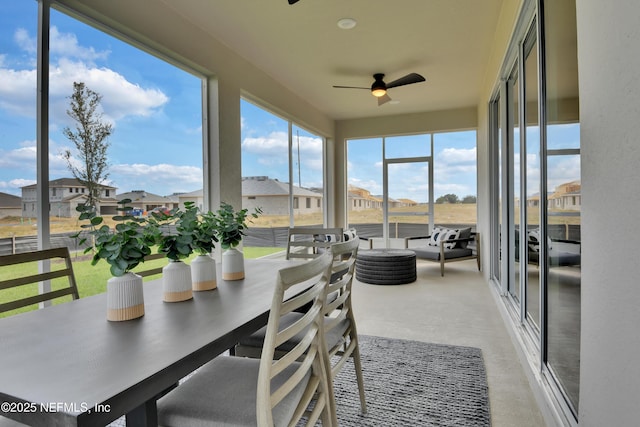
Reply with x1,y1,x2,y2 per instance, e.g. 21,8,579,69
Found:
125,400,157,427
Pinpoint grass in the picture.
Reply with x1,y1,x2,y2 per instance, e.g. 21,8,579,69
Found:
0,246,284,319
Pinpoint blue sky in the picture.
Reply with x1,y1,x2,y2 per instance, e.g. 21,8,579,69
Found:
5,2,586,205
0,2,203,197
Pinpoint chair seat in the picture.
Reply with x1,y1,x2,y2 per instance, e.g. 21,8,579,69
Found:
0,417,27,427
157,356,310,427
239,312,350,352
412,246,472,261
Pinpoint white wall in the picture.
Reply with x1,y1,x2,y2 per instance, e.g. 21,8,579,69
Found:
576,1,640,425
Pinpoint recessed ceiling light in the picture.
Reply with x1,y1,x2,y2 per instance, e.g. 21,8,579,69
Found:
337,18,357,30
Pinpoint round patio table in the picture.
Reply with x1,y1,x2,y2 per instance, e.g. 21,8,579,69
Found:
355,249,417,285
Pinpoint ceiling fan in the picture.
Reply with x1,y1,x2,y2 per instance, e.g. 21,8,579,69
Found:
333,73,426,106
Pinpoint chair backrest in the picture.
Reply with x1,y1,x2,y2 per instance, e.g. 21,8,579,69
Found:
0,247,80,315
133,252,167,278
257,252,334,427
324,238,359,323
285,227,343,260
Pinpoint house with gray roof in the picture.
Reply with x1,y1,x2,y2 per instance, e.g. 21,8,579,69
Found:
242,176,322,216
115,190,177,215
0,192,21,217
175,189,204,211
21,178,118,218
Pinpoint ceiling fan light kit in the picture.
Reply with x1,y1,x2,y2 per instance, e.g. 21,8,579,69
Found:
371,73,387,97
333,72,426,106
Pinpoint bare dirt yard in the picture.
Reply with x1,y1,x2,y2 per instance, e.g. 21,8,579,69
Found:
0,204,479,238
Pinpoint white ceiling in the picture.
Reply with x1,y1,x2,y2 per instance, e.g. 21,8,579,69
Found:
157,0,504,120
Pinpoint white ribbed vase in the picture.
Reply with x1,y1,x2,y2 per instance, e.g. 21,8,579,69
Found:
107,272,145,322
191,254,217,291
163,260,193,302
222,247,245,280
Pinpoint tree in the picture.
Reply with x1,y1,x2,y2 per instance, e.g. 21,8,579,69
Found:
436,193,460,204
462,195,477,204
62,82,112,209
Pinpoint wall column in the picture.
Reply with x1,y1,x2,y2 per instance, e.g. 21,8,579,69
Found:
576,0,640,425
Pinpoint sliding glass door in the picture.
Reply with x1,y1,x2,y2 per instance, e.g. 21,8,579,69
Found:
490,0,581,420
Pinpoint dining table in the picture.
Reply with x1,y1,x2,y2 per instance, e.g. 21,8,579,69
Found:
0,258,298,427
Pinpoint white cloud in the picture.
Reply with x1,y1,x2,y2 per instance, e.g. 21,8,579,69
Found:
14,28,35,54
50,27,110,62
435,182,472,196
0,29,169,124
14,27,110,62
111,163,202,195
243,131,287,156
348,177,382,195
0,178,36,194
436,147,477,175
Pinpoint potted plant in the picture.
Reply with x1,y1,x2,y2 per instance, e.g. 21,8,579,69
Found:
147,206,194,302
76,199,153,321
185,203,219,291
213,202,262,280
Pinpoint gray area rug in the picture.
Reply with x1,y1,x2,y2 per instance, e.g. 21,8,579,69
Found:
108,335,490,426
329,335,491,426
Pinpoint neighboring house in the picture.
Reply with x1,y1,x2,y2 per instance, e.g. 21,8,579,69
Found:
527,194,540,208
397,198,418,207
115,190,178,215
21,178,118,218
0,192,22,217
548,180,581,211
175,189,204,211
242,176,323,216
348,185,382,210
348,186,416,210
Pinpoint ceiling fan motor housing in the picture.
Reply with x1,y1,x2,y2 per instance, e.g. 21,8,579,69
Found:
371,73,387,97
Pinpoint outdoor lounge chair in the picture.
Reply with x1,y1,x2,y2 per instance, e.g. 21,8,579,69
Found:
285,226,344,260
410,227,480,276
525,229,581,267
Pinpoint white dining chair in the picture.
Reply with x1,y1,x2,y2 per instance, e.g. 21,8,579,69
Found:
235,238,367,417
156,252,335,427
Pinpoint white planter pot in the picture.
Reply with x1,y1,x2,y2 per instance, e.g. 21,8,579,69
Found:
107,272,145,321
191,254,217,291
163,260,193,302
222,247,245,280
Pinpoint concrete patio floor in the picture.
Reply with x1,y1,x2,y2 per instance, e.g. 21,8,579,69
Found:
351,258,547,427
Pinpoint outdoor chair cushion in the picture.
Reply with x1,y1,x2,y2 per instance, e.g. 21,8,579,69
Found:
412,245,473,261
426,227,472,250
529,246,581,266
157,356,309,427
427,227,448,246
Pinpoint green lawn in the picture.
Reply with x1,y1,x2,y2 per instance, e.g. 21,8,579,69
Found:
1,246,284,318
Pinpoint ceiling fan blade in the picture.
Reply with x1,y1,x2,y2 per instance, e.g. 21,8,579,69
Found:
378,93,392,106
332,85,370,90
288,0,300,4
386,73,426,89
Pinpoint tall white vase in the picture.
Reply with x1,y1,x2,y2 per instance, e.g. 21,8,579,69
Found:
191,254,217,291
222,247,245,280
163,260,193,302
107,272,145,321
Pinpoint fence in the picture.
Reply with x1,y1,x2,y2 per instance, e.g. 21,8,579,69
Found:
0,222,579,256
